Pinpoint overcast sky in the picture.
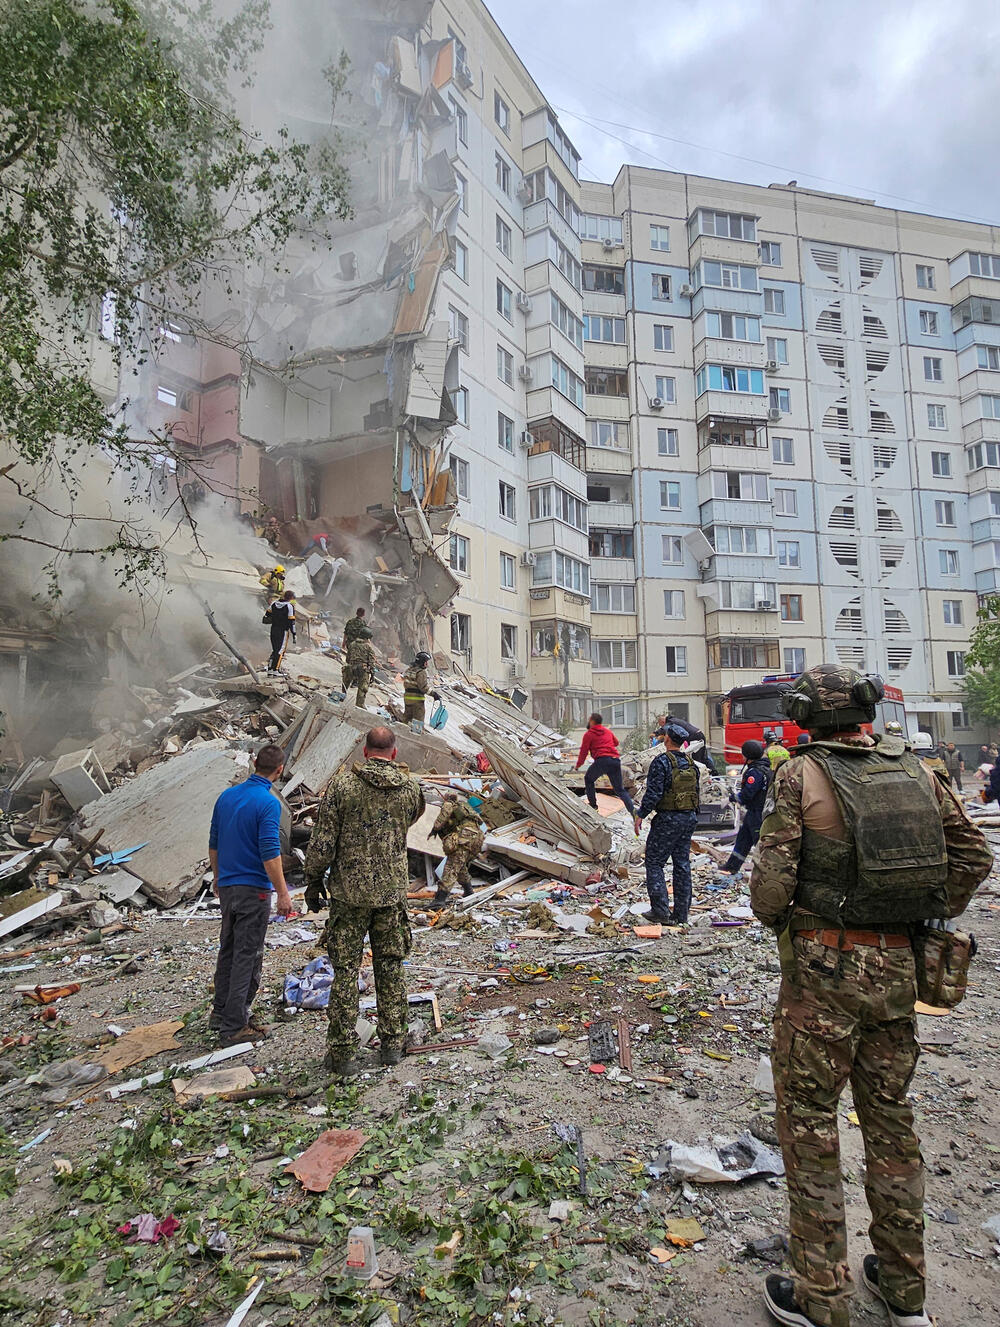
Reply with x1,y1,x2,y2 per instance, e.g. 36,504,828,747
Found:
486,0,1000,227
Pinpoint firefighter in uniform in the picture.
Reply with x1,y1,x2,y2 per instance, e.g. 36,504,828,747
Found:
750,664,991,1327
402,651,436,725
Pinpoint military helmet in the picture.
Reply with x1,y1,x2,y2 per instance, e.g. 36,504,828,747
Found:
414,651,431,666
910,731,934,751
781,663,884,731
357,625,373,640
741,739,765,761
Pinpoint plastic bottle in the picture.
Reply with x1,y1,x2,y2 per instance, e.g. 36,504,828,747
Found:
344,1226,378,1280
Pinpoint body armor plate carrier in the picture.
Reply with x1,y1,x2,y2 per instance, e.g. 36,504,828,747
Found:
655,751,701,813
795,738,948,926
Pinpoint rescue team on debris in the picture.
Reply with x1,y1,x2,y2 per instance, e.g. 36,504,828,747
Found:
205,650,991,1327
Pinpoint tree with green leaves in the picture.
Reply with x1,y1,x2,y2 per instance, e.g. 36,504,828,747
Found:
0,0,351,591
963,594,1000,728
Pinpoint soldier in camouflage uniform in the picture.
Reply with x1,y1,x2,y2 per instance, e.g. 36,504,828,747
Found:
750,664,992,1327
429,793,485,904
304,726,425,1076
343,626,377,708
340,608,369,692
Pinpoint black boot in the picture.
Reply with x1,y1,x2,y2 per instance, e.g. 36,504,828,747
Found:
461,881,474,897
432,889,451,905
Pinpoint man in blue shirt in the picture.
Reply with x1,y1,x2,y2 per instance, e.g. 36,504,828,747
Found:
209,744,292,1045
635,723,700,924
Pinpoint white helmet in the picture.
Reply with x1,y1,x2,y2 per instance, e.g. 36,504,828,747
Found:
910,732,934,751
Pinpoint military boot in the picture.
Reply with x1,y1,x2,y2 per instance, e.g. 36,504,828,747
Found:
323,1050,363,1079
461,881,474,897
862,1257,931,1327
378,1043,404,1066
432,889,451,906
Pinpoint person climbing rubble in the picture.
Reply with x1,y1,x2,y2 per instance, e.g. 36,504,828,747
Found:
429,792,485,905
265,590,296,672
749,663,992,1327
303,726,425,1077
722,739,771,876
575,712,635,817
634,722,700,925
343,625,377,709
402,650,438,726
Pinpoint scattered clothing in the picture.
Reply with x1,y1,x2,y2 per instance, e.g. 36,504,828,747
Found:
283,955,335,1009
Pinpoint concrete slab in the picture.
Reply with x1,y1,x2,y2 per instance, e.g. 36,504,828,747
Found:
80,743,245,907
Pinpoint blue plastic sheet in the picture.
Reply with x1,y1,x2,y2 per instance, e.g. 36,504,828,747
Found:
283,956,335,1009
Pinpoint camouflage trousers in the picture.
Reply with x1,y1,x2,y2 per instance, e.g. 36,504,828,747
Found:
772,932,924,1327
341,664,355,692
439,828,485,896
325,899,412,1058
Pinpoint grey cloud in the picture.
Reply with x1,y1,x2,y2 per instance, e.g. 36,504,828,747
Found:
488,0,1000,224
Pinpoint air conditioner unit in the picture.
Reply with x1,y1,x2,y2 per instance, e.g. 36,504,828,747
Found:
649,396,664,410
516,291,532,312
679,283,694,297
519,429,535,449
518,364,534,382
755,599,775,610
765,359,779,372
602,237,616,251
767,407,782,421
520,550,537,567
455,61,474,89
516,182,533,205
505,660,525,679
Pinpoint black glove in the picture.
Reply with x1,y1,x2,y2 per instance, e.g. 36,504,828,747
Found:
304,879,327,912
431,691,441,701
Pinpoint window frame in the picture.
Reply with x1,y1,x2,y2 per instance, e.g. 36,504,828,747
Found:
773,485,798,516
449,533,470,575
916,264,935,290
498,412,514,453
496,278,512,322
923,355,943,382
664,644,688,675
653,323,674,352
500,552,516,591
649,223,671,252
494,152,511,196
497,344,513,386
760,241,781,266
495,214,512,259
763,286,786,315
927,403,947,429
494,91,510,135
499,480,516,521
657,427,679,457
659,479,681,510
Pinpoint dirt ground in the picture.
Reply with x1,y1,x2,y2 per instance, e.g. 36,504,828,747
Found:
1,858,999,1327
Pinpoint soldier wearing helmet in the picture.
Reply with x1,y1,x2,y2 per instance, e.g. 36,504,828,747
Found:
750,663,991,1327
402,651,437,726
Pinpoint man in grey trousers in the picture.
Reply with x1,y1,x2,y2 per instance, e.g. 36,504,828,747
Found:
209,744,293,1044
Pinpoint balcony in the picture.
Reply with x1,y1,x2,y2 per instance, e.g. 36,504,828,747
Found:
522,198,580,255
971,516,1000,542
590,555,636,581
694,336,768,370
528,587,591,622
585,392,629,420
698,443,771,475
586,444,632,475
696,388,770,424
698,496,773,526
688,233,760,269
691,287,763,319
588,500,634,527
528,655,592,691
708,552,777,581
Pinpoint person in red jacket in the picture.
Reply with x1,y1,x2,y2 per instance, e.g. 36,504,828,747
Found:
576,712,635,816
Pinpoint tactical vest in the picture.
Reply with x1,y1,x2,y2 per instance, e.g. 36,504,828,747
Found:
795,739,949,926
655,752,700,813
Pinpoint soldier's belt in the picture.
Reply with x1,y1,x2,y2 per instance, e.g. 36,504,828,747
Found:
798,927,910,950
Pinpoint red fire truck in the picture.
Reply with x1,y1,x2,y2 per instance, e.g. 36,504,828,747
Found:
722,675,907,765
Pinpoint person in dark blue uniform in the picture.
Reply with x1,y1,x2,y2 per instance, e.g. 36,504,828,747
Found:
723,739,772,874
635,723,700,924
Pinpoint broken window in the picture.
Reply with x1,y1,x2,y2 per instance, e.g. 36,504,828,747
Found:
583,265,624,295
585,367,628,397
449,533,469,574
497,279,512,322
592,639,638,671
496,215,512,258
450,612,471,653
449,455,469,499
448,305,469,352
495,152,511,195
499,481,516,520
500,623,517,659
494,91,510,135
498,412,514,452
589,530,633,558
664,645,687,674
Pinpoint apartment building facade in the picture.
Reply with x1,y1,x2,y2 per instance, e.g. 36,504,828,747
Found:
576,168,996,747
